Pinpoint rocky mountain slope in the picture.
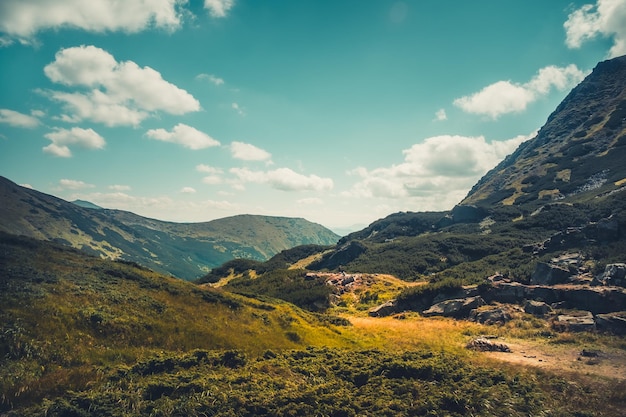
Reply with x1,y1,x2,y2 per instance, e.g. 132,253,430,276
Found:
0,176,339,280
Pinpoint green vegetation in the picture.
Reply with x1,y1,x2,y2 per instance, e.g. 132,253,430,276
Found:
11,347,612,417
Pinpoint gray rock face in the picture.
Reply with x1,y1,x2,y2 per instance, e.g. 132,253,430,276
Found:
422,296,485,318
531,262,572,285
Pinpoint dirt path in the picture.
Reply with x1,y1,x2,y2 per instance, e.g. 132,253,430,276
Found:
475,338,626,381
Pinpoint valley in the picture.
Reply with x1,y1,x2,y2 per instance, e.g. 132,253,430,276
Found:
2,55,626,416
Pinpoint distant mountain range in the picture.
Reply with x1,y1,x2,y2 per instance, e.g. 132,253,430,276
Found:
0,176,339,280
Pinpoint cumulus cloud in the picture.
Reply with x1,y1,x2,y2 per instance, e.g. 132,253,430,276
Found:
196,73,224,85
0,108,40,128
59,178,95,190
43,127,105,157
204,0,235,18
229,141,272,162
345,134,531,205
43,45,200,126
565,0,626,58
180,186,197,194
196,164,224,184
146,123,220,149
230,167,334,192
453,64,586,119
0,0,183,44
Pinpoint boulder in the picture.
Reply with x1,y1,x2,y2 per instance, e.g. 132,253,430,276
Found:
554,311,595,332
598,263,626,287
422,296,485,318
594,312,626,335
524,300,552,317
368,300,397,317
469,307,512,325
531,262,572,285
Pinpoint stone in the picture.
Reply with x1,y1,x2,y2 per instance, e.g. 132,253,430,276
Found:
422,296,485,318
368,300,397,317
466,337,511,352
524,300,553,316
531,262,572,285
469,307,512,325
598,263,626,287
594,312,626,335
554,311,595,332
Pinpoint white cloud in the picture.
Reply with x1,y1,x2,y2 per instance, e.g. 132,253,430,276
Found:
146,123,220,149
0,108,40,128
59,178,95,190
196,164,223,174
43,45,200,126
345,134,531,204
565,0,626,58
434,108,447,121
231,102,245,116
108,184,131,191
229,141,272,161
204,0,235,18
43,127,106,157
0,0,183,43
230,167,334,192
453,64,586,119
196,73,224,85
180,186,196,194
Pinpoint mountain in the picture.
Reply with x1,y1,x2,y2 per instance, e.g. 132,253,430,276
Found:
463,55,626,209
247,55,626,282
0,176,339,280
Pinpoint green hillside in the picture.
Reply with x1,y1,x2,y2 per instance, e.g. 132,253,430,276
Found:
0,176,340,280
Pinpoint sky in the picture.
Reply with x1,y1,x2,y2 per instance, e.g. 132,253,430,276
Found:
0,0,624,235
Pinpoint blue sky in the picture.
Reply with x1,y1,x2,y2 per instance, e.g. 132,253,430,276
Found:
0,0,624,234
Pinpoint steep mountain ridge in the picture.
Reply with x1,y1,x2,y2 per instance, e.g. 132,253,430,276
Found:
463,55,626,208
0,176,339,279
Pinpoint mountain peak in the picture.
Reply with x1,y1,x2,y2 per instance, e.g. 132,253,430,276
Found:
462,54,626,208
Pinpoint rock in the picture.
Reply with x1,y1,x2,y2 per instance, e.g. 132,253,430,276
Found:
598,263,626,287
531,262,572,285
466,338,511,352
422,296,485,318
368,300,397,317
469,307,512,325
554,311,595,332
594,312,626,335
524,300,553,317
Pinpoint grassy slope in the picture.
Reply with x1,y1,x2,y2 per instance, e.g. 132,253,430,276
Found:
2,233,626,416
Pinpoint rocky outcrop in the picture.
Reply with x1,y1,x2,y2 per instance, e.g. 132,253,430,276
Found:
531,262,572,285
480,283,626,314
